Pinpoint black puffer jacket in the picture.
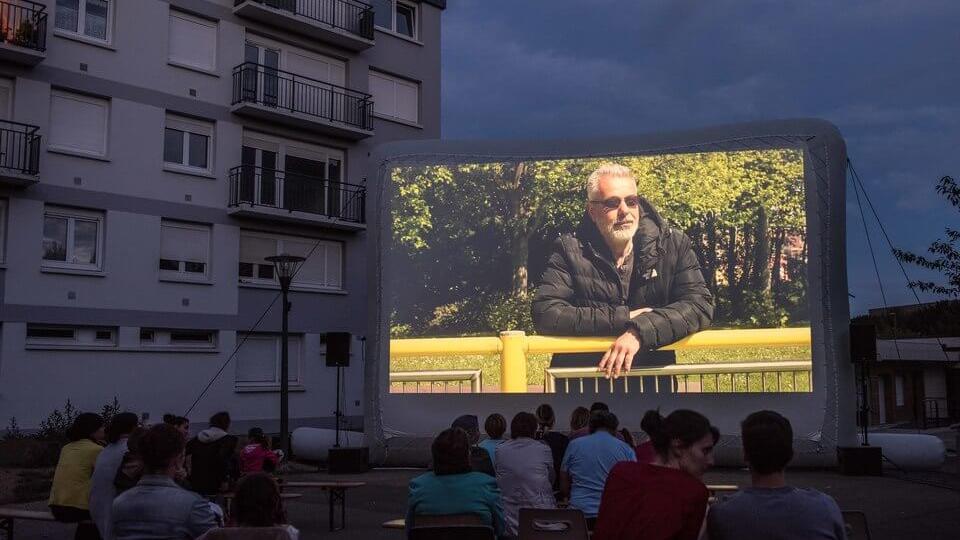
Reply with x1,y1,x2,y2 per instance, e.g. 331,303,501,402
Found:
532,198,714,350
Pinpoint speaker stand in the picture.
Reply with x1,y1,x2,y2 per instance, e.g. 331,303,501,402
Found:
334,364,343,448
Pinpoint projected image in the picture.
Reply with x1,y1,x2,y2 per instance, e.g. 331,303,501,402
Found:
388,150,811,394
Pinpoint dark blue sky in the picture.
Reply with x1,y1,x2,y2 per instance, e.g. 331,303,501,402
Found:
439,0,960,315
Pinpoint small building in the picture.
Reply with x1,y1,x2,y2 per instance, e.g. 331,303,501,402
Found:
868,338,960,427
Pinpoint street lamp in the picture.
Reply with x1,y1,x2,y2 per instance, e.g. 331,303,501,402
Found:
266,253,306,457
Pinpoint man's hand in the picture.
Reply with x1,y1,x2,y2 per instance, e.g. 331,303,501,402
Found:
629,307,653,318
598,329,641,379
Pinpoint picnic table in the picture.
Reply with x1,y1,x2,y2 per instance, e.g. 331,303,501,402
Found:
281,481,366,531
0,508,77,540
221,492,303,519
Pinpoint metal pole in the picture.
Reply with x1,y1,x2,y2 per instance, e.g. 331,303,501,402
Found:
335,365,342,447
280,282,290,456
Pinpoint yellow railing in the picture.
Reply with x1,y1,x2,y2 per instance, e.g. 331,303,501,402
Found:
391,328,811,393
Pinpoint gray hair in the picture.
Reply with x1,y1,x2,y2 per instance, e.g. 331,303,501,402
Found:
586,163,634,200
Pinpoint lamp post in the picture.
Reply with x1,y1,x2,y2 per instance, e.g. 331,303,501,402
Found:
266,253,305,456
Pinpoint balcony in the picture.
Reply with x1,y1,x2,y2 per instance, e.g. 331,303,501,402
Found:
0,0,47,65
231,62,374,139
228,164,365,230
0,120,40,186
233,0,374,51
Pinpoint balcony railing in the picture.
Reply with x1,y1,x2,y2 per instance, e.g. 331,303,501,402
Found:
229,164,365,224
234,0,373,41
0,0,47,52
232,62,373,131
0,120,40,175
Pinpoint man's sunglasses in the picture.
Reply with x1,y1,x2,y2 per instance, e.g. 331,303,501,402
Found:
589,196,641,211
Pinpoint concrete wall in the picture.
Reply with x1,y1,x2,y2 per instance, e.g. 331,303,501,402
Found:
0,0,442,430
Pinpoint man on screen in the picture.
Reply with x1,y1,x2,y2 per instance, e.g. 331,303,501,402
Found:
532,163,714,378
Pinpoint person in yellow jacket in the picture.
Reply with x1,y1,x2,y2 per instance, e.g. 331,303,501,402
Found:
49,413,106,540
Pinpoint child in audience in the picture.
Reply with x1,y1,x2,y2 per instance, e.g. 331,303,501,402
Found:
593,409,718,540
535,404,568,485
164,414,191,438
568,406,591,437
707,411,847,540
478,413,507,465
49,413,106,540
240,427,281,475
202,473,298,539
186,411,239,496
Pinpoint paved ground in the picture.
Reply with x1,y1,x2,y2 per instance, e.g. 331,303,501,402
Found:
7,459,960,539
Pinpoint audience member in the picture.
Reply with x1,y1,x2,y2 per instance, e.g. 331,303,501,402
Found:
570,403,618,440
197,473,298,539
187,412,239,496
49,413,106,540
568,406,591,437
164,414,191,439
451,414,495,476
707,411,847,540
114,428,146,495
496,412,557,538
407,428,504,537
559,411,635,528
113,424,220,539
240,428,280,475
534,403,568,485
593,409,718,540
478,414,507,465
90,412,139,540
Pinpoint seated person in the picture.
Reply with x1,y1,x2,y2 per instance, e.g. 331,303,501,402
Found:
478,413,507,466
707,411,847,540
239,428,280,475
534,404,568,486
559,411,635,528
187,412,239,496
496,412,557,538
113,424,220,539
593,409,718,540
198,473,298,539
451,414,495,476
49,413,105,540
406,428,504,538
567,406,591,440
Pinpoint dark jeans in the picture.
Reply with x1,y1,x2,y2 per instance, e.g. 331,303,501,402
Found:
49,505,101,540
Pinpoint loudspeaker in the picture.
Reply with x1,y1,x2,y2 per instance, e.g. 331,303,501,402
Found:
326,332,351,367
850,323,876,364
328,446,369,474
837,446,882,476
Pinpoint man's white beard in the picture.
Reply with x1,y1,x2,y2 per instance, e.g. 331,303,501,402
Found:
601,220,637,247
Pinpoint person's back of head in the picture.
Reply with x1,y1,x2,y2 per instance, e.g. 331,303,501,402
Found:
641,408,717,478
588,411,619,434
432,427,471,476
209,411,231,431
139,423,186,475
106,412,140,444
535,404,556,435
248,427,268,447
569,406,590,432
590,402,610,414
483,414,506,440
451,414,480,445
233,473,285,527
741,410,793,476
510,412,538,439
67,412,104,443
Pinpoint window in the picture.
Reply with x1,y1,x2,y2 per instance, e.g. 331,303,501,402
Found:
239,232,342,290
49,90,109,158
55,0,112,43
372,0,417,39
140,328,217,349
168,10,217,72
159,220,211,281
0,199,7,264
894,375,905,407
235,333,302,389
42,207,104,271
163,115,213,173
170,330,216,345
26,324,116,347
369,71,419,123
0,79,12,120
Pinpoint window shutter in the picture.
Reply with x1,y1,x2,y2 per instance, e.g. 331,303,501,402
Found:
395,79,418,122
240,235,277,264
369,72,396,117
285,240,325,285
327,243,342,288
236,335,277,383
50,92,108,155
161,223,208,263
168,11,217,71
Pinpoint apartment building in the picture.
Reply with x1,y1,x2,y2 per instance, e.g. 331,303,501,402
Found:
0,0,444,431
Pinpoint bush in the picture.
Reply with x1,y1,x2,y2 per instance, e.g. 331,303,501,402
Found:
33,397,122,443
483,291,535,334
4,417,25,441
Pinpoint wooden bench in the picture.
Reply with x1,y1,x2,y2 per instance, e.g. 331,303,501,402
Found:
221,492,303,519
0,508,83,540
281,481,365,532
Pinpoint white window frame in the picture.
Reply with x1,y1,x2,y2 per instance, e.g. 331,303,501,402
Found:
159,220,212,283
0,199,7,265
139,328,218,351
167,9,218,73
374,0,419,41
163,114,214,175
49,90,110,158
41,206,105,272
234,333,303,391
238,231,344,292
25,324,117,349
368,70,420,124
54,0,115,45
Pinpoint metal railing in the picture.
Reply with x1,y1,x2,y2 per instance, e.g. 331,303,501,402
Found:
0,120,40,175
0,0,47,52
391,328,812,393
235,0,374,40
390,369,483,393
229,164,365,223
545,361,812,394
232,62,373,131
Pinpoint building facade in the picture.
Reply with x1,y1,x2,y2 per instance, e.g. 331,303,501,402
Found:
0,0,444,432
